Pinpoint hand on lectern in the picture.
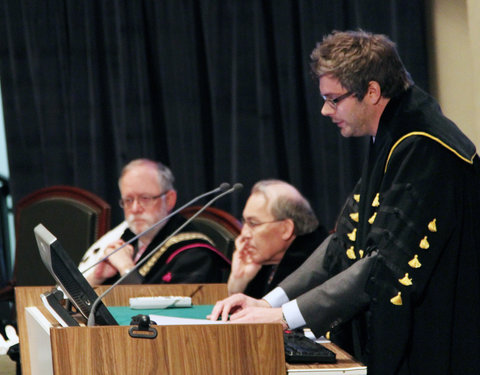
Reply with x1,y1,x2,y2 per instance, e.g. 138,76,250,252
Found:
207,293,272,322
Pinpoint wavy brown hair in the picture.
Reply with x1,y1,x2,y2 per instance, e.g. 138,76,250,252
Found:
310,30,413,100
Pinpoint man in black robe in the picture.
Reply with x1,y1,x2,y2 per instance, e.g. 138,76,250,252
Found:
79,158,230,285
209,30,480,374
227,180,328,298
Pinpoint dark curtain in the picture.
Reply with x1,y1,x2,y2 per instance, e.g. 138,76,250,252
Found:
0,0,428,231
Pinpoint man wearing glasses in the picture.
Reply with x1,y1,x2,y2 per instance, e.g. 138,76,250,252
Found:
227,180,328,298
79,158,230,286
209,30,480,374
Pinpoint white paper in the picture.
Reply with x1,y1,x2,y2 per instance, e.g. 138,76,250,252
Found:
149,314,227,326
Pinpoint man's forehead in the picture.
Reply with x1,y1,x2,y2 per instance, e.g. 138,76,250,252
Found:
243,193,271,216
120,167,162,193
319,75,344,95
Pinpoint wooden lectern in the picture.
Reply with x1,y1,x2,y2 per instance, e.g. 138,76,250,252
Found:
16,284,285,375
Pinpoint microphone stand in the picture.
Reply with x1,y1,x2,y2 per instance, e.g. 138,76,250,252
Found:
87,183,243,326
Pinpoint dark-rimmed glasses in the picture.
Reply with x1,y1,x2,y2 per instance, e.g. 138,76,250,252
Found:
241,217,285,230
119,191,168,209
321,91,354,110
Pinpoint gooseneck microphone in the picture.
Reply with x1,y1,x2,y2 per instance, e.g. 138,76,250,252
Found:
87,182,243,326
81,182,231,275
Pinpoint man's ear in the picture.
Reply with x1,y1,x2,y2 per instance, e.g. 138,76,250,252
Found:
367,81,382,104
165,190,177,212
281,218,296,241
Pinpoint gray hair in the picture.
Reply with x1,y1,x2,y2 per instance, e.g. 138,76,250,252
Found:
251,180,319,236
119,158,175,191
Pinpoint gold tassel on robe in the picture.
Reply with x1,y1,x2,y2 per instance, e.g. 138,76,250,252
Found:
347,228,357,241
390,292,403,306
346,246,356,259
399,273,413,286
419,236,429,249
428,218,437,232
408,255,422,268
372,193,380,207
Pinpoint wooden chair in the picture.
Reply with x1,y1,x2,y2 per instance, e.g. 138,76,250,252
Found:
180,206,242,260
10,185,111,288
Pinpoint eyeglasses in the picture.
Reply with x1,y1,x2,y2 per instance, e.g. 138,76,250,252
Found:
321,91,354,110
241,217,284,229
119,191,168,209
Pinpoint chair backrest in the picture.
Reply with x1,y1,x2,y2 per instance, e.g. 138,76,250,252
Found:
13,185,111,286
180,206,242,260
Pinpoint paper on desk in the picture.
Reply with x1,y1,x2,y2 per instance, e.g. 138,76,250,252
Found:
149,314,227,326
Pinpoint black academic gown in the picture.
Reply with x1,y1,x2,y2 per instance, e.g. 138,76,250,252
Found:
244,226,328,299
279,86,480,374
104,214,231,284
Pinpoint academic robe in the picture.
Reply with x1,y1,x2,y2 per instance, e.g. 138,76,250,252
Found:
80,214,231,285
279,85,480,374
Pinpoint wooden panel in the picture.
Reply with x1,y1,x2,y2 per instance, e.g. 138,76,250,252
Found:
15,284,228,375
50,323,285,375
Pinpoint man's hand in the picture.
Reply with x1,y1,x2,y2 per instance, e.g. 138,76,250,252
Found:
227,236,262,295
104,239,135,275
229,306,284,326
207,293,271,322
86,239,134,285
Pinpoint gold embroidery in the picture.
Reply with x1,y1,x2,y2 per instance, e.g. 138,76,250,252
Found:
368,212,377,224
347,228,357,242
359,249,364,258
349,212,359,222
346,246,356,259
399,273,413,286
408,255,422,268
138,232,214,277
390,292,403,306
419,236,429,250
353,194,360,202
428,219,437,232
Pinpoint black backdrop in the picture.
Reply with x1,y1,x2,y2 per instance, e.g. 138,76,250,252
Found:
0,0,428,231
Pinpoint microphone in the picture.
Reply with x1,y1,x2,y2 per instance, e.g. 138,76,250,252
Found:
87,182,243,326
81,182,231,275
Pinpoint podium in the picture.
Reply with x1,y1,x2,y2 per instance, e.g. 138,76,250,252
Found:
16,284,366,375
16,284,285,375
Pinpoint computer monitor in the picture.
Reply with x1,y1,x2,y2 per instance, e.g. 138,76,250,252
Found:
34,223,118,326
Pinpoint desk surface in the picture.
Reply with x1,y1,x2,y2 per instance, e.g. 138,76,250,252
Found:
287,343,366,374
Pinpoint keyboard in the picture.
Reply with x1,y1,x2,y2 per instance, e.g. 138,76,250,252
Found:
283,330,336,364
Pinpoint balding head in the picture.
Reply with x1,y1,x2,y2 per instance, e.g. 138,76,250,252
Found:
251,180,318,236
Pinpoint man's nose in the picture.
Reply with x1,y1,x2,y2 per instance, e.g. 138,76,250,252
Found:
129,199,144,212
321,102,335,117
240,225,252,237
